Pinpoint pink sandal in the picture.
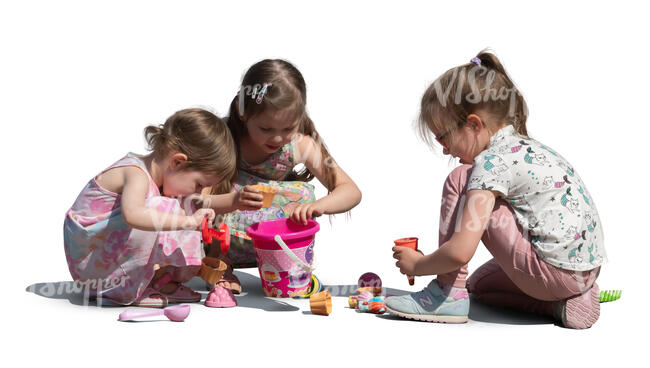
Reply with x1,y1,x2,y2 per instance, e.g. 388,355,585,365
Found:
132,288,169,308
152,273,202,303
132,273,201,307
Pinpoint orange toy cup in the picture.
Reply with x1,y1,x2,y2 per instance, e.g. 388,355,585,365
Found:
394,237,418,285
199,257,228,284
252,184,278,208
394,237,418,250
310,290,332,316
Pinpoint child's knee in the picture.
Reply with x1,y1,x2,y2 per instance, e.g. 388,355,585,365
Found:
468,259,502,294
484,200,521,244
443,164,473,195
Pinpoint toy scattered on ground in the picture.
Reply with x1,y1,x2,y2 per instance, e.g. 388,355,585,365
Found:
357,272,383,295
347,273,386,314
394,237,418,285
118,304,190,322
199,257,228,284
357,286,383,296
205,286,237,308
348,290,374,308
357,296,386,314
295,274,323,299
247,218,319,298
600,289,622,303
358,272,382,288
348,296,358,309
310,290,332,316
199,218,237,307
251,184,278,208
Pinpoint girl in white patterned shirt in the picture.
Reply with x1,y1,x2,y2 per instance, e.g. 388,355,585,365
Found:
386,51,605,329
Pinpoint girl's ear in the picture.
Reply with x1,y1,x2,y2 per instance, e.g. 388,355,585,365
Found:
466,114,484,132
169,153,188,171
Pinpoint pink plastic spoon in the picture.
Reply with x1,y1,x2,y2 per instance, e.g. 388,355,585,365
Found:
118,304,190,322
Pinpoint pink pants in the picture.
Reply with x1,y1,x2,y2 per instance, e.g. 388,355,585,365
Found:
436,165,600,316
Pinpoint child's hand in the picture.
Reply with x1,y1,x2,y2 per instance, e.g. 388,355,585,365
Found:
290,202,325,225
190,208,216,230
234,185,264,211
392,246,424,276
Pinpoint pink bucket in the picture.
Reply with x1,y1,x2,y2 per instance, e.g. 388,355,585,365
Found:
246,218,319,298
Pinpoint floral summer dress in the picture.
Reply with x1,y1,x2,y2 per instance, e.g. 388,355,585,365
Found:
224,140,316,267
63,153,203,305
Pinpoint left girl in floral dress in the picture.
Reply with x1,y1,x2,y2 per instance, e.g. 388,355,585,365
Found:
64,108,237,307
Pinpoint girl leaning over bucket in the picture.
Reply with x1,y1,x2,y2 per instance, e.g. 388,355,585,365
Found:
199,59,362,294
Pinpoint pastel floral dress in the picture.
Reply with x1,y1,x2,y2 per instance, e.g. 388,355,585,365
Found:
63,153,203,305
224,140,316,267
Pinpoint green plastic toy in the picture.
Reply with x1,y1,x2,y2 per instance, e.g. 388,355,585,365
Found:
599,289,622,303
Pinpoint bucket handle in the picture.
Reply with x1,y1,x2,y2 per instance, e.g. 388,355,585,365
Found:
273,235,315,273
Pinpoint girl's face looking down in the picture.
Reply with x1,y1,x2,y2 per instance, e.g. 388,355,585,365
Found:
245,109,301,154
162,153,222,197
433,114,494,165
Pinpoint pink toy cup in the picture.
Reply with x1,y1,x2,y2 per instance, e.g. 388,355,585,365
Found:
246,218,320,298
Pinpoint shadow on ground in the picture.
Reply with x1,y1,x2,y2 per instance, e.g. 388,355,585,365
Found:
25,271,299,312
26,274,556,325
375,296,555,325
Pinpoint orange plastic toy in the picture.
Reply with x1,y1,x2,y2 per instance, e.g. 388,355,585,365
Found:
251,184,278,208
199,217,231,283
394,237,418,285
199,257,228,284
201,217,230,253
394,237,418,250
309,290,332,316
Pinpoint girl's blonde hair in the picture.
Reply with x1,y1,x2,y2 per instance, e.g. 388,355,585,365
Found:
419,50,529,148
226,59,337,193
144,108,237,190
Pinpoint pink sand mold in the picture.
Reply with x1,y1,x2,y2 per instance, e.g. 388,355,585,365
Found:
205,286,237,308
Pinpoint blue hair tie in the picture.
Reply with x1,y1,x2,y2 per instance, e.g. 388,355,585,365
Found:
470,57,481,66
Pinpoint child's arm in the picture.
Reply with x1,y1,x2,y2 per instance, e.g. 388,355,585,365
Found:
393,190,497,276
291,135,362,224
121,167,215,231
199,187,264,214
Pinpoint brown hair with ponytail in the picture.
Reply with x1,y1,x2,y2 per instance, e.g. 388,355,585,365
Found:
223,59,337,193
144,108,237,192
418,50,529,149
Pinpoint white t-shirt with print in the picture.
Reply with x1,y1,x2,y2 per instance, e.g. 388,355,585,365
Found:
467,125,606,271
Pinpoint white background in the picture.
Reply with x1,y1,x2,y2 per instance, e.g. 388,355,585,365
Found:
1,1,648,367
